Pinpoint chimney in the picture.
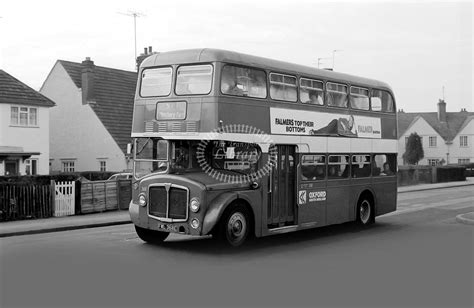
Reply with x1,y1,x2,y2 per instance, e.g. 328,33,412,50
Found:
136,46,156,71
81,57,95,104
437,99,447,122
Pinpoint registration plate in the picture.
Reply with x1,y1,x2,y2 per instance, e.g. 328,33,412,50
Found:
157,223,178,232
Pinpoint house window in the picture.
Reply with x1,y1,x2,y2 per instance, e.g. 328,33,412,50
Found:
62,161,75,172
99,160,107,172
25,159,38,175
458,158,470,165
10,106,38,126
428,159,439,166
460,136,468,147
429,136,437,147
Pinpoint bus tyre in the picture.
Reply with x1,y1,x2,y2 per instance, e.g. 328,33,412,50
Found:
216,204,251,247
135,225,169,244
357,196,375,226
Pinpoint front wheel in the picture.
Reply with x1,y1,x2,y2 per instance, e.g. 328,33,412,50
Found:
357,196,375,226
216,204,251,247
135,225,169,244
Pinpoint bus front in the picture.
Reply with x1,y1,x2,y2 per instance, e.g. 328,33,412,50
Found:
129,51,263,246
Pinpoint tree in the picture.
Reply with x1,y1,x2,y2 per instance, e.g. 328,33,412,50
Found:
403,132,424,165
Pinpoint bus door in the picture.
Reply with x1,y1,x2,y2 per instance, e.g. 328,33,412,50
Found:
297,154,327,226
268,145,296,228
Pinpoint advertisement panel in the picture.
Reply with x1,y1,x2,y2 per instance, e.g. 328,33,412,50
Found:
270,108,381,139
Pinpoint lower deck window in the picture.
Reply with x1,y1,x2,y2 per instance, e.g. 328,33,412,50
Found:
352,155,371,178
373,154,396,176
328,155,350,178
301,155,325,180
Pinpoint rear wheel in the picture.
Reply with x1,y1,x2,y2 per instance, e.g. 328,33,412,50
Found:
357,196,375,226
135,225,169,244
216,204,251,247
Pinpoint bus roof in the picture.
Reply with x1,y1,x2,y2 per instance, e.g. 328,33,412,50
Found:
141,48,393,92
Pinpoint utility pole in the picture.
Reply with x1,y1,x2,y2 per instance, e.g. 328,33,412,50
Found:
118,10,145,65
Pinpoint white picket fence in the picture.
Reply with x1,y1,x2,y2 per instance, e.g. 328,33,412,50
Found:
53,181,75,217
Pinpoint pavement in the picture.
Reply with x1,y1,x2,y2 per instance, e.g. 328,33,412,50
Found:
1,178,473,238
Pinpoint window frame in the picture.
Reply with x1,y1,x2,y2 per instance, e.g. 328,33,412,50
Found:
327,154,350,179
370,89,395,113
220,64,267,99
351,154,372,178
25,158,38,175
350,86,370,110
460,135,468,147
139,66,173,98
99,160,107,172
10,106,38,127
62,160,76,173
429,136,437,147
326,82,348,108
175,63,214,96
269,72,298,103
299,77,324,105
300,154,326,181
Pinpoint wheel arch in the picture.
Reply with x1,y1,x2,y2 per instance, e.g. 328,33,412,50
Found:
354,188,376,218
202,192,257,237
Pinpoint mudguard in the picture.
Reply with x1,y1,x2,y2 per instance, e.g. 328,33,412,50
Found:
201,192,239,235
129,201,140,225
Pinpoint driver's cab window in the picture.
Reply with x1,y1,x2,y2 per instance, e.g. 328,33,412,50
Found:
170,141,200,172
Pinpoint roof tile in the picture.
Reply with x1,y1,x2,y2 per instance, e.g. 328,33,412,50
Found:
58,60,137,154
0,70,56,107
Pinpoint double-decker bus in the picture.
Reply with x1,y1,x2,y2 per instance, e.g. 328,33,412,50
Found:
129,48,397,247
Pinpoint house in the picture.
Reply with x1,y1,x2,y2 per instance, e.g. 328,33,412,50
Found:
0,70,55,176
398,99,474,166
40,58,137,173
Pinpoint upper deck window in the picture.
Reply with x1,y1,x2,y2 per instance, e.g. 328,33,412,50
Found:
140,67,172,97
300,78,324,105
350,87,369,110
371,89,395,112
270,73,297,102
176,64,213,95
326,82,348,107
221,65,267,98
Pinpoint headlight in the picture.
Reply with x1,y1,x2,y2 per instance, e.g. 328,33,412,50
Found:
190,198,200,213
138,193,147,207
191,218,200,229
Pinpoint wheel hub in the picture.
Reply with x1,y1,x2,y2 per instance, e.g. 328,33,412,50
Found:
227,212,246,240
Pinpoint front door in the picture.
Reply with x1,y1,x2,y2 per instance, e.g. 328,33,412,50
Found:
267,145,296,228
5,160,19,176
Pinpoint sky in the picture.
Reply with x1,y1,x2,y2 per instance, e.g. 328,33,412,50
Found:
0,0,472,113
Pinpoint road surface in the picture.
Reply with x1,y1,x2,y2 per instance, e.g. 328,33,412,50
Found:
1,186,473,308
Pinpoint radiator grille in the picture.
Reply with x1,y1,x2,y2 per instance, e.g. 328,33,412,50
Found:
148,185,188,221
